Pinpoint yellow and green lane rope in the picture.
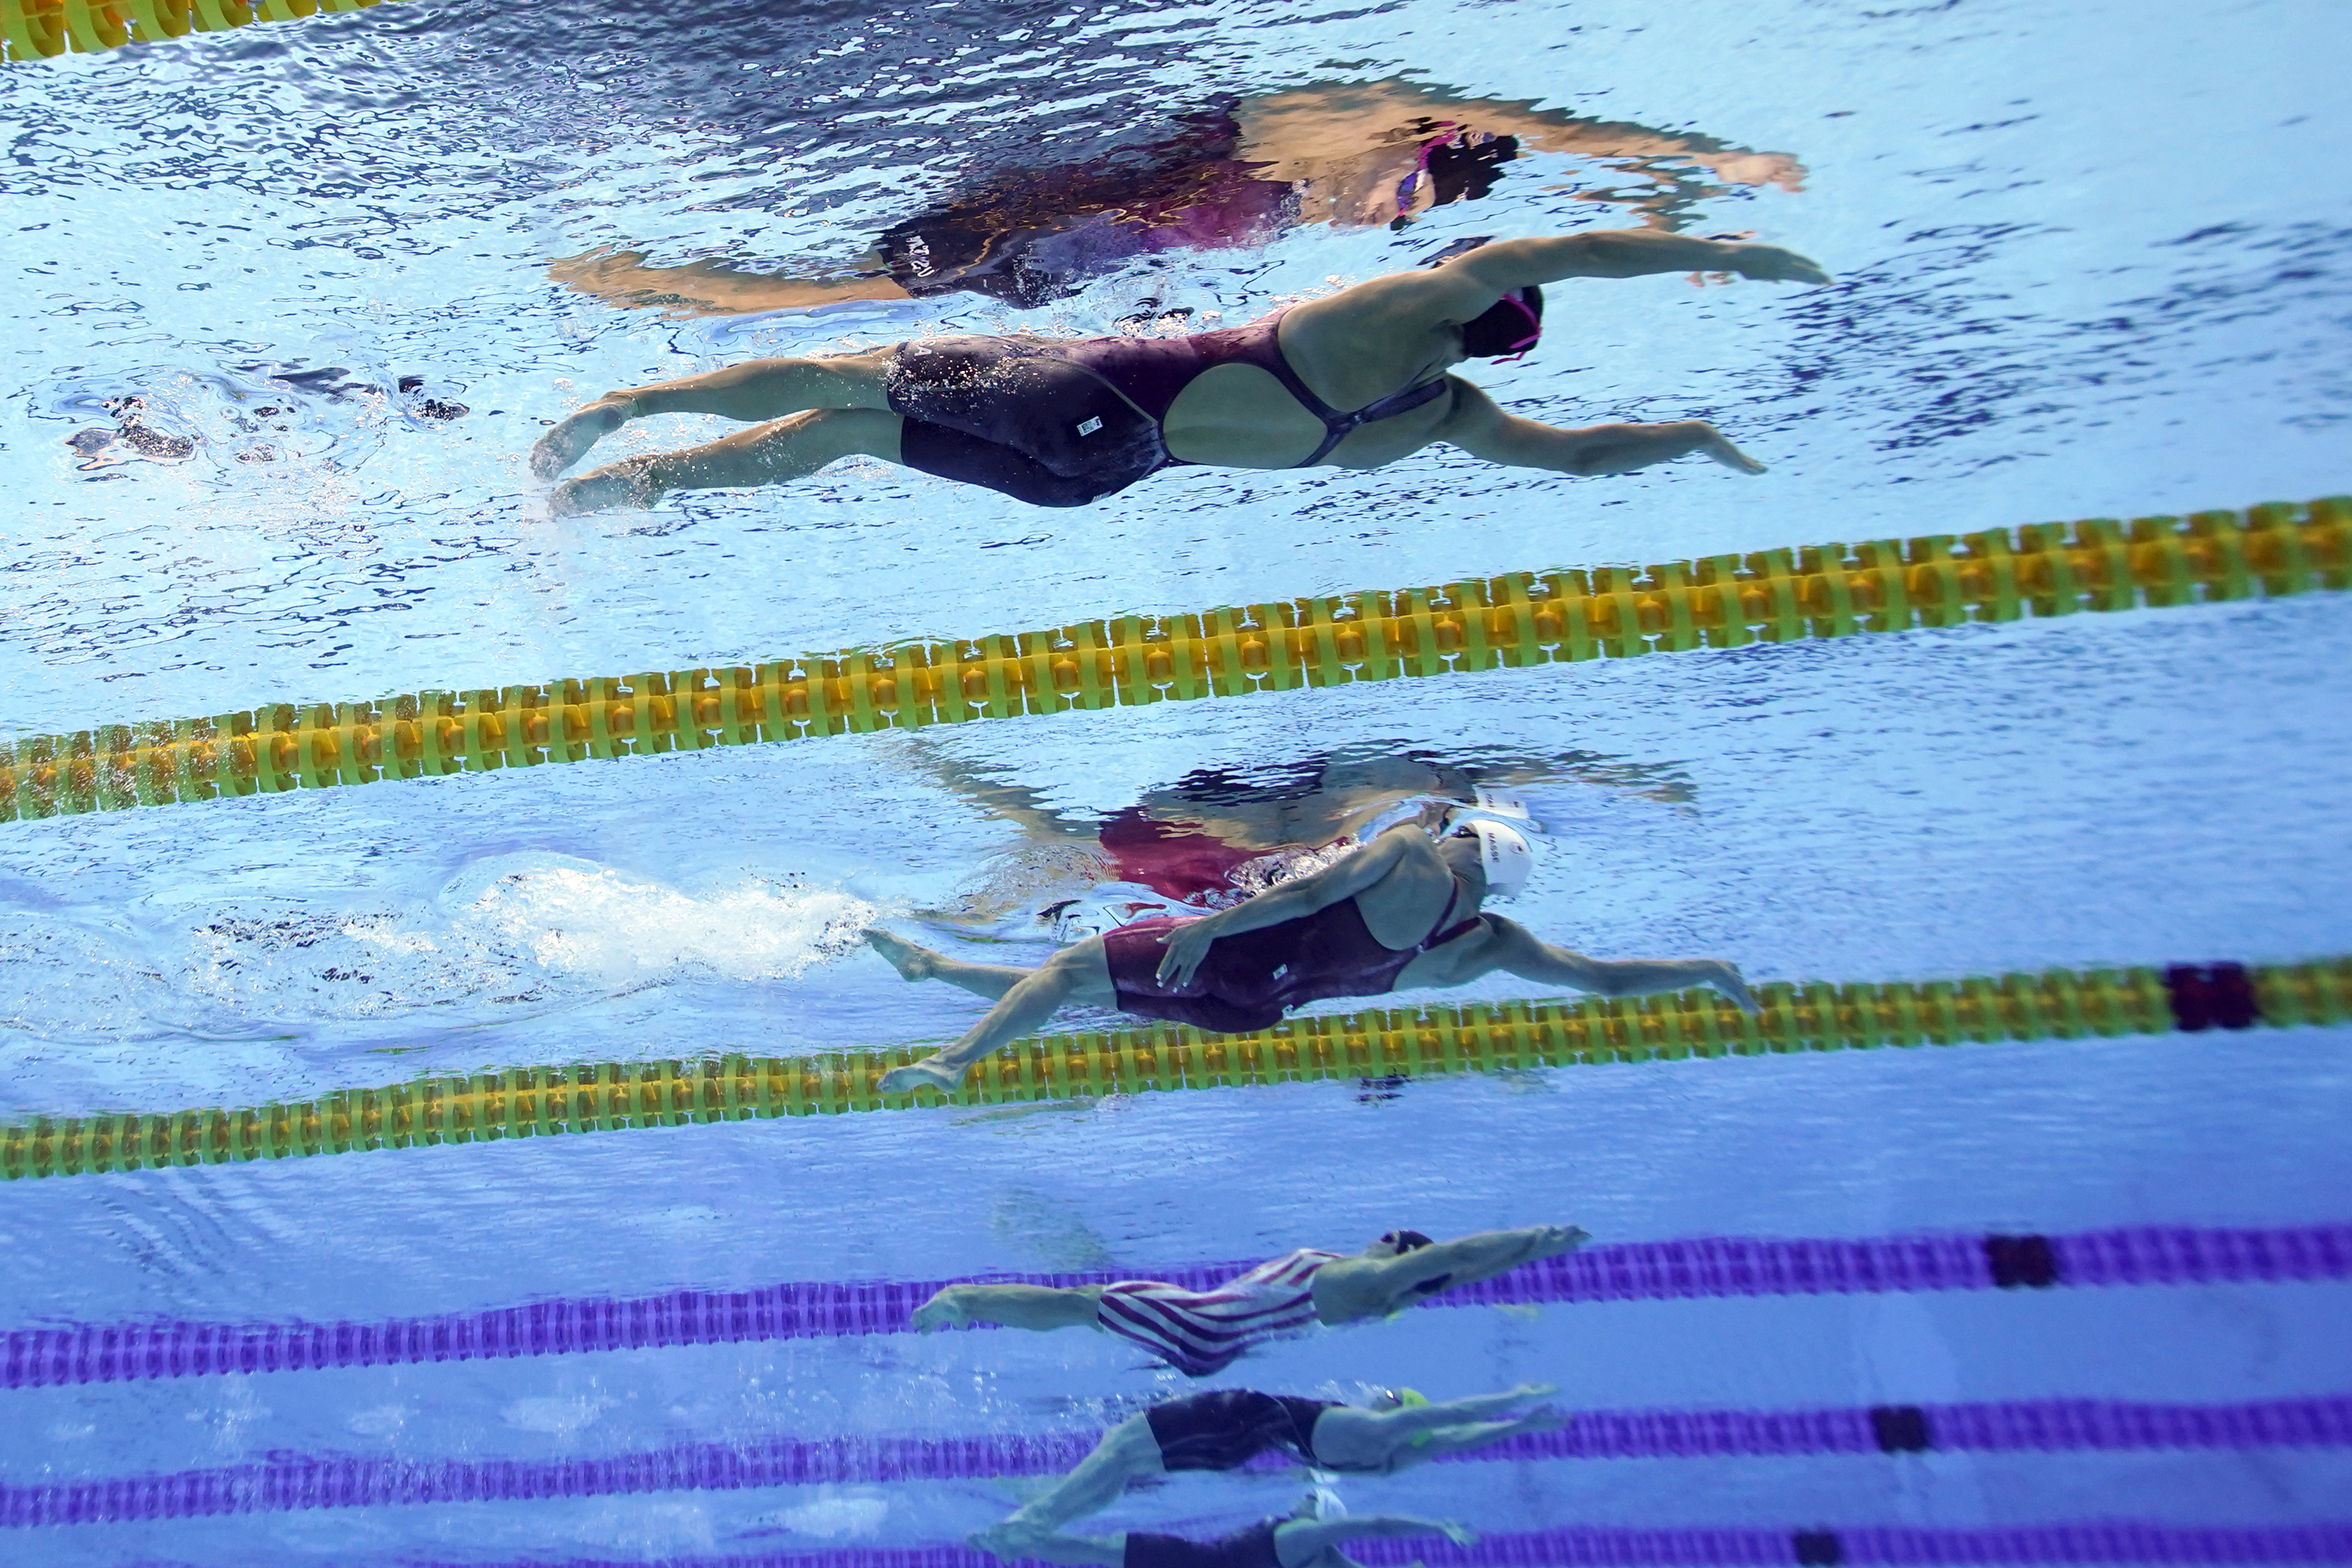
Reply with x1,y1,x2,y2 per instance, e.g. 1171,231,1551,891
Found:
5,955,2342,1182
3,496,2344,826
0,0,391,58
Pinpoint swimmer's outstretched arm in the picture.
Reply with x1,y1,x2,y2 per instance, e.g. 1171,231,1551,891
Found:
1456,229,1829,288
1314,1225,1589,1321
1309,1385,1563,1470
1455,914,1760,1012
1439,382,1765,477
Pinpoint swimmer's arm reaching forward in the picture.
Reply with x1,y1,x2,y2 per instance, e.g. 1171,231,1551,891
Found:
1436,380,1765,476
1314,1224,1589,1321
1452,229,1830,289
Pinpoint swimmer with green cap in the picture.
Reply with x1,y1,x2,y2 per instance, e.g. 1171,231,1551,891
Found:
972,1381,1563,1564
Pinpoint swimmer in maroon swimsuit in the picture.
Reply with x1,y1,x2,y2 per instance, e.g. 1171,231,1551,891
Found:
999,1506,1476,1568
971,1383,1562,1564
867,803,1756,1095
532,226,1828,514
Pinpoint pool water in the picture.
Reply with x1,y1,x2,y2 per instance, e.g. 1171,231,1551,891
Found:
2,0,2349,1563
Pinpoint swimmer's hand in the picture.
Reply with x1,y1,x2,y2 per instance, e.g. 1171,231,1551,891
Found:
880,1055,966,1095
1529,1224,1592,1258
1724,242,1830,286
1704,961,1762,1016
1440,1523,1479,1548
911,1286,974,1332
1689,423,1767,476
532,395,634,480
1152,916,1223,988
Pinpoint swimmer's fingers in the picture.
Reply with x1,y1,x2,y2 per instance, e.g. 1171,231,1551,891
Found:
1152,922,1216,986
1541,1223,1592,1252
1701,429,1767,475
1442,1524,1479,1547
1728,242,1832,286
1710,962,1763,1016
910,1287,970,1332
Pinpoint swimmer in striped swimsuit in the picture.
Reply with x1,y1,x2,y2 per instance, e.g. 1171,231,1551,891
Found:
533,227,1826,514
970,1383,1564,1563
909,1223,1590,1373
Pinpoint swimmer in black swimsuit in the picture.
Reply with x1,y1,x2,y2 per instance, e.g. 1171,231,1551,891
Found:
868,802,1755,1095
994,1498,1476,1568
970,1384,1562,1563
532,226,1827,515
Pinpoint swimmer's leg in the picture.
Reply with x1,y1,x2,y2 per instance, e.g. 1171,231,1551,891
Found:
975,1413,1163,1550
532,348,897,479
878,938,1116,1094
866,929,1031,1001
549,407,901,516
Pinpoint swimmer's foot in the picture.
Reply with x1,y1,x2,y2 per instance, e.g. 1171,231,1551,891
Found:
969,1521,1050,1561
531,396,633,479
879,1055,966,1095
865,927,943,982
548,456,663,517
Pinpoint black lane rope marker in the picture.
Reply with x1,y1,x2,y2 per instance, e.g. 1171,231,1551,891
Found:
6,1392,2349,1526
6,1221,2345,1391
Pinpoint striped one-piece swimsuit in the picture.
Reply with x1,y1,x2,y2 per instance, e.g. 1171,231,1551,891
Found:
1096,1249,1342,1376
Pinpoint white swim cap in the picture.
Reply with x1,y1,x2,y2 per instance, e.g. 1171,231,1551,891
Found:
1460,817,1534,895
1428,789,1540,896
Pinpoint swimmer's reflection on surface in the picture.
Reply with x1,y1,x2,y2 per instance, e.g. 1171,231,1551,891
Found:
899,744,1693,941
549,80,1805,317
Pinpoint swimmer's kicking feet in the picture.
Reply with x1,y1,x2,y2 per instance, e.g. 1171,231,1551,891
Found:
536,227,1826,514
869,803,1755,1096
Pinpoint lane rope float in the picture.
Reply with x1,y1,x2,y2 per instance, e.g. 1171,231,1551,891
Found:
0,0,392,58
8,1392,2347,1526
2,496,2342,825
376,1525,2352,1568
7,1219,2347,1391
2,954,2341,1183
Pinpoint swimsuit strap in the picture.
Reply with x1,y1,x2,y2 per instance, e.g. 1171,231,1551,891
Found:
1414,876,1485,954
1250,310,1451,468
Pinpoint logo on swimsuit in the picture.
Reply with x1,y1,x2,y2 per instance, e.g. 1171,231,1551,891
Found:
1076,416,1104,436
906,235,934,278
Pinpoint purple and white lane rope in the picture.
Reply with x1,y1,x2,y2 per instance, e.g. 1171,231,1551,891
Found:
6,1395,2347,1528
364,1523,2352,1568
7,1222,2345,1392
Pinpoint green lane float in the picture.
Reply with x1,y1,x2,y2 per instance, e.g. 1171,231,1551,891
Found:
2,497,2342,826
5,954,2344,1182
0,0,394,58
